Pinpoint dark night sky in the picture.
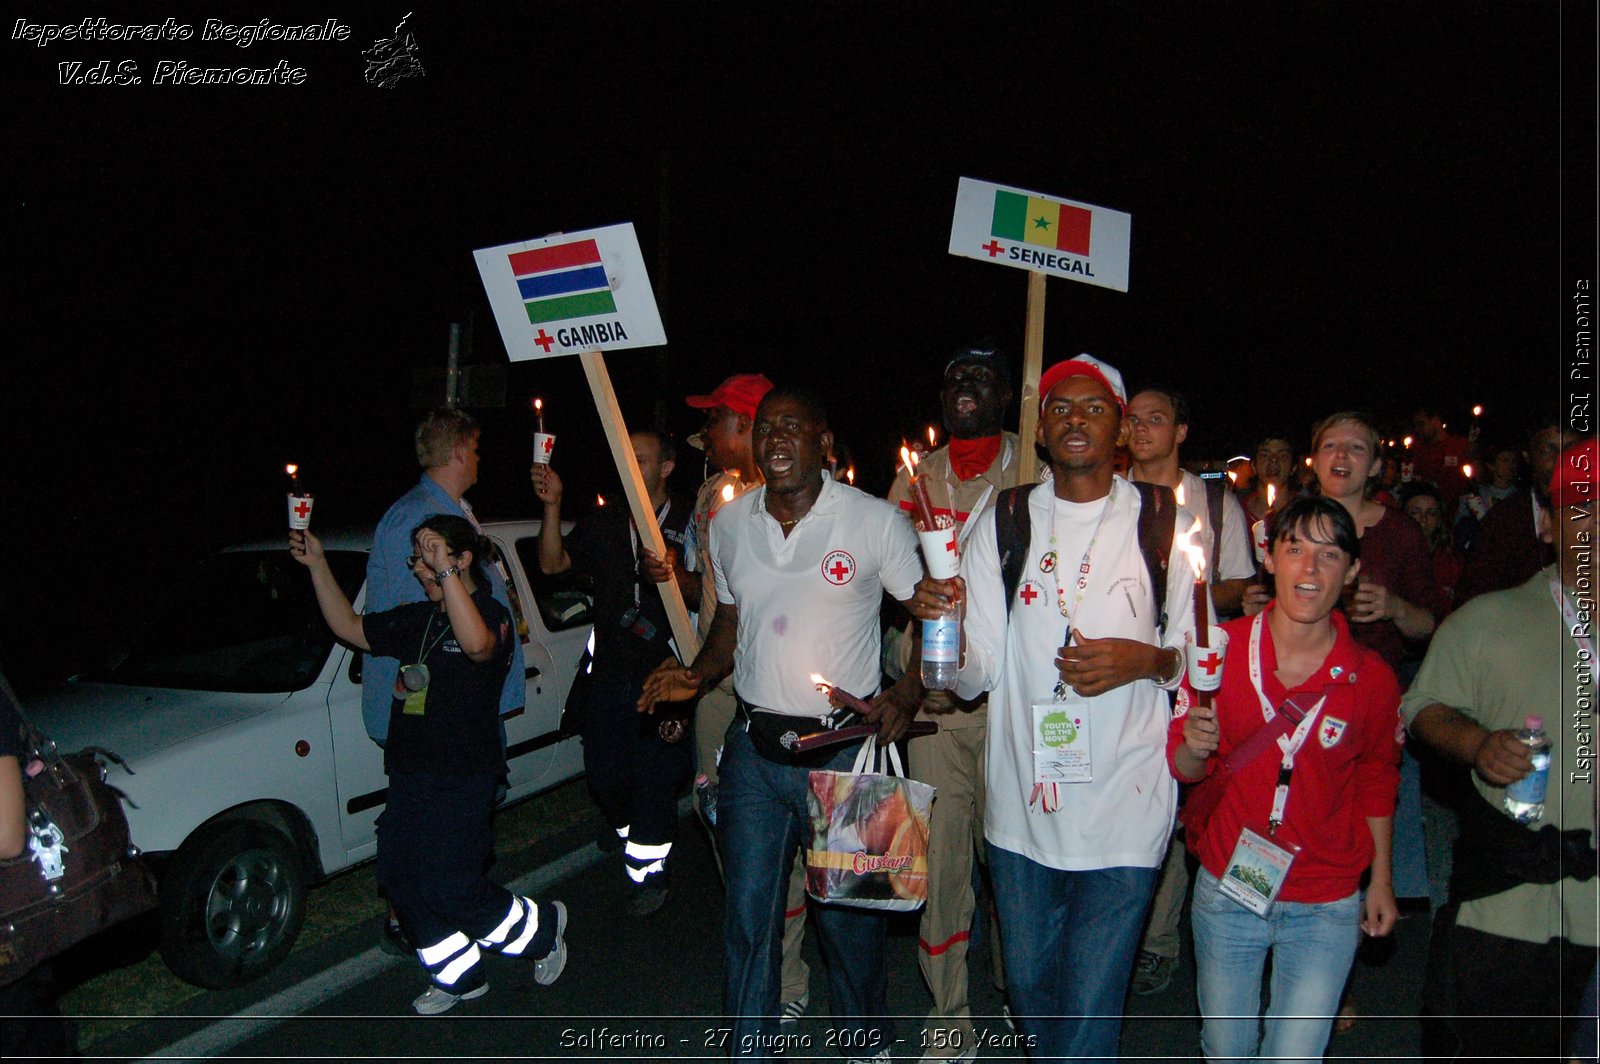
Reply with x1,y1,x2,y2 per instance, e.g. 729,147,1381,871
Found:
3,1,1594,689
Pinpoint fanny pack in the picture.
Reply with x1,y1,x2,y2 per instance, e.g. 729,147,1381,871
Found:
737,694,862,767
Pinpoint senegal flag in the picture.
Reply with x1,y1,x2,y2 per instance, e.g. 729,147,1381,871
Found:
990,190,1092,257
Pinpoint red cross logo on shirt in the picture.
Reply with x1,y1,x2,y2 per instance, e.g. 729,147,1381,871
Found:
1019,584,1039,605
1198,651,1223,676
533,329,555,353
821,550,857,586
292,499,311,519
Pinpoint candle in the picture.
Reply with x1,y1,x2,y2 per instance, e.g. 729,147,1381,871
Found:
900,446,939,531
596,494,606,507
1472,404,1483,418
810,673,875,716
1462,463,1473,480
1403,435,1414,450
285,463,299,488
1267,483,1277,511
721,483,736,503
1177,516,1209,649
533,397,546,434
846,465,856,486
927,425,938,449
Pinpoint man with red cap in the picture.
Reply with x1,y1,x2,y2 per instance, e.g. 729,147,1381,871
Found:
908,353,1200,1062
644,372,813,1022
1404,437,1598,1061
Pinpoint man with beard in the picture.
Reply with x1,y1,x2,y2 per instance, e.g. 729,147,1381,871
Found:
907,356,1198,1061
640,387,924,1061
887,341,1021,1062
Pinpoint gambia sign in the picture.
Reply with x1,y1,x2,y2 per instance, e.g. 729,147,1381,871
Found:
475,222,666,362
948,177,1131,292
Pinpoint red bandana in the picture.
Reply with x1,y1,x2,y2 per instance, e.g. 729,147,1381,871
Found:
948,435,1002,481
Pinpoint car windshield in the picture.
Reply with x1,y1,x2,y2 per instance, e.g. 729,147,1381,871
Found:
88,550,367,693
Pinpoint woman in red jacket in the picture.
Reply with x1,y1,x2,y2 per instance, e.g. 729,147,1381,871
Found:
1170,494,1401,1061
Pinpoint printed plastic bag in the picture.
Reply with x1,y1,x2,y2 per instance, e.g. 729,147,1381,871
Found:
805,740,934,911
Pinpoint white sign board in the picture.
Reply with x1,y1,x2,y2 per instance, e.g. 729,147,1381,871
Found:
948,177,1131,292
474,222,666,362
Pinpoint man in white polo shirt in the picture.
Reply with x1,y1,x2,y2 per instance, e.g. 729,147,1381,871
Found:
641,385,924,1061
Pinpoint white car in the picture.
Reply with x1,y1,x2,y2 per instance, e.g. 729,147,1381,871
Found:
27,520,592,988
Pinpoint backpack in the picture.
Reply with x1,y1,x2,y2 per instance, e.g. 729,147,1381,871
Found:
994,481,1178,637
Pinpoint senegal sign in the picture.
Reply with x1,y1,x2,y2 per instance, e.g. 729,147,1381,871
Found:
948,177,1131,292
475,222,666,362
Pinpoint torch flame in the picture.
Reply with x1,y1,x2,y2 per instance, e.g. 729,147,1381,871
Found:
1227,470,1237,485
1472,404,1483,417
596,494,606,507
721,484,736,503
284,464,298,476
1462,463,1473,479
928,426,937,447
533,398,543,414
1403,435,1414,449
1174,483,1186,508
900,445,919,475
1267,483,1277,510
809,673,832,691
846,465,856,485
1177,515,1206,581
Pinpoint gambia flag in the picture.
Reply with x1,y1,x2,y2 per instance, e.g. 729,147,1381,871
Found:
990,190,1092,257
509,240,618,325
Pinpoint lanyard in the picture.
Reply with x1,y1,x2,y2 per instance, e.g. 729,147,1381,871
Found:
1049,480,1119,631
1246,613,1327,832
416,608,451,665
628,500,673,608
1551,579,1595,661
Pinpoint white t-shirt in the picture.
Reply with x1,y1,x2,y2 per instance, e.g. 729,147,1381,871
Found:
713,474,922,717
958,478,1200,871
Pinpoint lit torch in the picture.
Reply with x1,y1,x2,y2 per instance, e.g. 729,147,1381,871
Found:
810,673,875,716
721,483,736,503
900,446,940,532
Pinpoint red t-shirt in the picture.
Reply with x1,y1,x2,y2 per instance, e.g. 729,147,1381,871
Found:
1349,506,1445,674
1168,608,1403,903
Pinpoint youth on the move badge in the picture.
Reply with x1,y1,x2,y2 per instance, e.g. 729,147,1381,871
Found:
475,222,667,362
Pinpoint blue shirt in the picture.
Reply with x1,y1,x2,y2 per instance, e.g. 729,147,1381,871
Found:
362,475,526,741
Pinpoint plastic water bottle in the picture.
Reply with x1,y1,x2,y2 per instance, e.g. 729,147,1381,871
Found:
694,774,718,827
1503,715,1551,824
922,606,960,691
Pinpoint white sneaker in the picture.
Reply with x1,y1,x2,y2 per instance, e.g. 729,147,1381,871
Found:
533,901,568,986
411,983,487,1015
780,989,810,1025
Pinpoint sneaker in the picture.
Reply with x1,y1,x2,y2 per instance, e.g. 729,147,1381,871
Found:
1000,1003,1015,1031
380,916,412,957
627,885,668,918
1131,949,1176,995
412,983,487,1015
533,901,568,986
779,989,809,1025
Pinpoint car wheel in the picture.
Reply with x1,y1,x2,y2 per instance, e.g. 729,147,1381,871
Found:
159,820,307,989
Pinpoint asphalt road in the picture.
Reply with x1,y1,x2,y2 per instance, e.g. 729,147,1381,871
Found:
71,791,1434,1063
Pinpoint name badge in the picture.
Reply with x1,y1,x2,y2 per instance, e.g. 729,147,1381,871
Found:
1217,824,1299,917
1031,700,1092,784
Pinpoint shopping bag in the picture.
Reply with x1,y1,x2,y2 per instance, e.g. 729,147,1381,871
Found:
804,739,934,911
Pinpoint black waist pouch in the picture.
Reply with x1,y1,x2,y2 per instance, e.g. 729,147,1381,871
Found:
737,694,859,768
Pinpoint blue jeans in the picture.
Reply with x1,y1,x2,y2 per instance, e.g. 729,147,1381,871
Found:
988,844,1159,1062
1190,867,1360,1062
718,724,891,1059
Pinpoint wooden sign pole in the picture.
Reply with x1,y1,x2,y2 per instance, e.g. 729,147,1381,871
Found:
578,349,701,662
1015,270,1048,484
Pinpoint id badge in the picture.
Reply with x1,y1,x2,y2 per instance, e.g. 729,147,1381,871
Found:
620,605,658,641
1031,700,1092,784
1217,824,1299,917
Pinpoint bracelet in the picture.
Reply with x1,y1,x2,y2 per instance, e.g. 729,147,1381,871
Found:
435,566,460,580
1159,648,1185,686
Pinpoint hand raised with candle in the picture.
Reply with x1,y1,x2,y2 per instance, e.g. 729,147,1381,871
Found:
1056,629,1167,697
1181,699,1220,760
530,464,563,507
288,529,326,568
907,574,964,622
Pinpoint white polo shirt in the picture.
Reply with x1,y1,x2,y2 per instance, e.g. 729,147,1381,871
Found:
713,473,922,717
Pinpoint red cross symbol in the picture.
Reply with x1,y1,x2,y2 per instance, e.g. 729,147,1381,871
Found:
1199,651,1222,676
541,436,554,454
944,533,958,556
1323,723,1339,742
293,499,311,519
982,239,1005,257
829,561,850,581
533,329,555,353
1019,585,1039,605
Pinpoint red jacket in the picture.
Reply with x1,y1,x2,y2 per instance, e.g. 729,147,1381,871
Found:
1168,608,1402,903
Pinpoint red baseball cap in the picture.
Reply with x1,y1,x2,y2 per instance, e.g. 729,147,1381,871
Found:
1037,354,1127,412
1550,438,1598,509
685,373,775,421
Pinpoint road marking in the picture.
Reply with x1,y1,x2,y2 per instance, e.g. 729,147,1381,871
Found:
137,823,661,1062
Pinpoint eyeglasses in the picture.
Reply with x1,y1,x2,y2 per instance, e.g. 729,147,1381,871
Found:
407,552,459,569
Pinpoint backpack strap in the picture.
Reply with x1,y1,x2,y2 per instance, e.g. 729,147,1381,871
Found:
1204,475,1226,577
995,484,1034,615
1134,481,1176,636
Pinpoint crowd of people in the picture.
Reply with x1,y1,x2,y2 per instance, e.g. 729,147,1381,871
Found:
257,347,1589,1063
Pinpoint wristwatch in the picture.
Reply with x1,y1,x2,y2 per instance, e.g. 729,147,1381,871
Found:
435,566,461,580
